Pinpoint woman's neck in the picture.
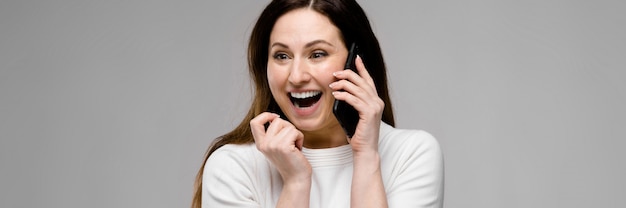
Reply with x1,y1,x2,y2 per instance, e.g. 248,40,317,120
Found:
302,124,348,149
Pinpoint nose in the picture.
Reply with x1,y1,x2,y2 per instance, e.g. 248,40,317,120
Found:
288,58,311,86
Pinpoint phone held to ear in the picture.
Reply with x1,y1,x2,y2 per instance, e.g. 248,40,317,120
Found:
333,42,360,138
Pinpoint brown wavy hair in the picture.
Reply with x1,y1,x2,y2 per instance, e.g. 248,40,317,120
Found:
191,0,395,207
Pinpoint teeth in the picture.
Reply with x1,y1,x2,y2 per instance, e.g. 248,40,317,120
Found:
290,91,321,99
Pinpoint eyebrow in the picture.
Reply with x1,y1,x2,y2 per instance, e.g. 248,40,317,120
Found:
305,40,334,48
270,40,334,49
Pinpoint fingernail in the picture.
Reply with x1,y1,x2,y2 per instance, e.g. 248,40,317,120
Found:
333,71,341,76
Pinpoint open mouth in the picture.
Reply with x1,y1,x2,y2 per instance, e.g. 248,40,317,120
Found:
289,91,322,108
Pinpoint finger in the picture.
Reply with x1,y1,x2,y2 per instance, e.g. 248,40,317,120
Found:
265,117,288,137
250,112,280,141
331,90,365,111
355,55,376,88
283,126,304,151
332,71,365,93
294,129,304,151
330,79,367,100
332,69,377,96
332,87,384,117
271,123,303,151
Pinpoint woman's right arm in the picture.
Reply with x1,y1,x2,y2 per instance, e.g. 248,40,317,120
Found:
250,112,312,208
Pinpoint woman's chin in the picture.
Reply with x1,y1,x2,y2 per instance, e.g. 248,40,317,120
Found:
290,115,339,133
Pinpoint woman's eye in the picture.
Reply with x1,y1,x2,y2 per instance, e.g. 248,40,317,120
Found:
273,53,289,60
310,51,328,59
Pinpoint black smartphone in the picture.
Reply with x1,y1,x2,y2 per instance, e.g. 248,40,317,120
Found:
332,42,360,138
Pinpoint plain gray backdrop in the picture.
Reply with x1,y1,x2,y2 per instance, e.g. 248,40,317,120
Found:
1,0,624,207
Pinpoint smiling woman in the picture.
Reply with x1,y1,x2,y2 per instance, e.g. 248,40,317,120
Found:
192,0,443,207
267,9,349,139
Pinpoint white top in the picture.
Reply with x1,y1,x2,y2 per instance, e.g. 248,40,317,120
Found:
202,123,444,208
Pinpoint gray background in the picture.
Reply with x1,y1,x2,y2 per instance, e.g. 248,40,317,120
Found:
1,0,624,207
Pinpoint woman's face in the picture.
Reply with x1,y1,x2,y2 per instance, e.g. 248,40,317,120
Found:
267,8,348,133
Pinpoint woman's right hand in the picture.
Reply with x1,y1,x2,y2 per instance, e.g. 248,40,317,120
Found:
250,112,312,185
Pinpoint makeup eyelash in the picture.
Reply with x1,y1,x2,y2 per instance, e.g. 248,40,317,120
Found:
273,53,289,60
310,51,328,59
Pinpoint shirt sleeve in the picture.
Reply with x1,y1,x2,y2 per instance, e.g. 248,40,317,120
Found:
202,146,261,208
385,130,445,208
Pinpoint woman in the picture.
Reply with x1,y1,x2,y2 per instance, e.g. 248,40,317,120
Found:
192,0,443,207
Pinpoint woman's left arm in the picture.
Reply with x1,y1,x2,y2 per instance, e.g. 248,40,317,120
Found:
330,55,388,208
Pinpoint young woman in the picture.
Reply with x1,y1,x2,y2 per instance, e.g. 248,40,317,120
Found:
192,0,443,207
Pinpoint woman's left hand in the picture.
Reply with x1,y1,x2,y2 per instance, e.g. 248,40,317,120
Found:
329,55,384,155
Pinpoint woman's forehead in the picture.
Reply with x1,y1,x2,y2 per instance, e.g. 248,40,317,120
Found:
269,9,343,47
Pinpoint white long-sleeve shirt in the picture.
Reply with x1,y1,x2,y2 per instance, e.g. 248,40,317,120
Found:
202,123,444,207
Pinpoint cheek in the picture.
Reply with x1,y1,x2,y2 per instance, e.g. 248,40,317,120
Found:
266,65,288,95
316,62,343,84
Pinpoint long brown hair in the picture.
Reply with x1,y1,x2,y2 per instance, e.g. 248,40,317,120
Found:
191,0,395,207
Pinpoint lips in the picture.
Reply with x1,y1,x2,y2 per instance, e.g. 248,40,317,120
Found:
289,91,322,108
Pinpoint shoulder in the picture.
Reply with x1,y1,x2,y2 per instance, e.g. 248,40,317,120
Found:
202,143,269,206
202,143,269,207
378,123,445,207
378,122,442,158
204,143,263,174
377,122,444,179
207,142,259,160
202,142,268,186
